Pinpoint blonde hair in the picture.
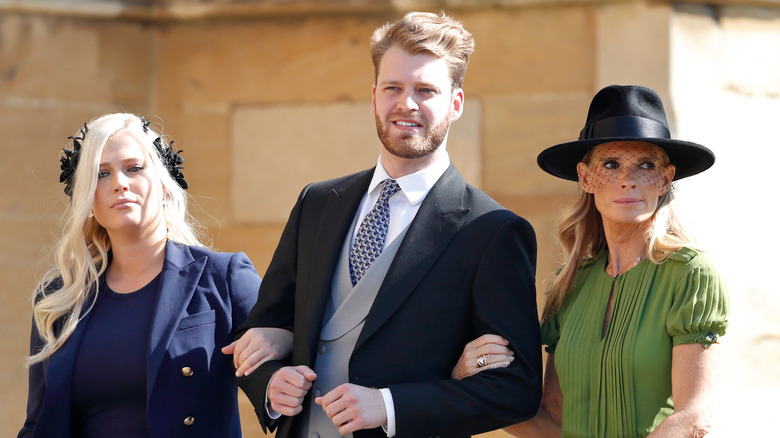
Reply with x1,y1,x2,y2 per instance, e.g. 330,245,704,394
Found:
541,152,695,321
370,11,474,89
28,113,204,366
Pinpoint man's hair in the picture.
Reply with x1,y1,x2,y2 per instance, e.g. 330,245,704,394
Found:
370,11,475,89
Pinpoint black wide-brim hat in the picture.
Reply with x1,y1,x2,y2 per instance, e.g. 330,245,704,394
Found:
537,85,715,181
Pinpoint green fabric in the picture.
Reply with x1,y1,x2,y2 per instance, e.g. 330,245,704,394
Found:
541,247,729,438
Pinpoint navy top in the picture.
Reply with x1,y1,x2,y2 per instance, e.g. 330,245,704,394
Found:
71,273,161,438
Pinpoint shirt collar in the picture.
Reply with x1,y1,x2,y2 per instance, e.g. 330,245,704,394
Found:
368,152,451,206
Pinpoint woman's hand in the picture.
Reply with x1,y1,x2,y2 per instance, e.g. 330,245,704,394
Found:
451,334,514,379
222,327,293,377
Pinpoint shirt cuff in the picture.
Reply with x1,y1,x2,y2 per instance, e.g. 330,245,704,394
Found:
265,378,282,420
379,387,396,437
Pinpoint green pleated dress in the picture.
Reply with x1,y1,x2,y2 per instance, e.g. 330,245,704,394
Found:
541,247,729,438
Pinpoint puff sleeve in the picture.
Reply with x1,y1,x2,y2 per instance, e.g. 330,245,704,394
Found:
666,251,729,348
541,313,561,353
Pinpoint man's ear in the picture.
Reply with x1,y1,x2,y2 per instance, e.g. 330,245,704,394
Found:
577,162,594,193
450,88,464,122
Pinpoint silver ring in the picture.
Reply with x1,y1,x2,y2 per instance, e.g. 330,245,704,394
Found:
477,354,487,368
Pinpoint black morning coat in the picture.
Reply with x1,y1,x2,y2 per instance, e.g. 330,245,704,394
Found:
236,165,543,438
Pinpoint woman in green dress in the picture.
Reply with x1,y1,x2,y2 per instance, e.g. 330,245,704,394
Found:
452,85,729,437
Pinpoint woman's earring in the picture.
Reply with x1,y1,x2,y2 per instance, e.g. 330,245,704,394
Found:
88,210,94,218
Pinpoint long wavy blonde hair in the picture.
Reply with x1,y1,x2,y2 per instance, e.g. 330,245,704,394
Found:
28,113,204,366
541,147,696,321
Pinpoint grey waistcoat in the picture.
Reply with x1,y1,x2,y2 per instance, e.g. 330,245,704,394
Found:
297,216,409,438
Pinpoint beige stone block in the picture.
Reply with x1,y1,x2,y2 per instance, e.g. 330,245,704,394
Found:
148,110,234,232
0,107,101,248
449,98,482,186
482,92,591,198
670,3,722,108
463,7,595,95
156,16,380,108
0,14,152,107
231,100,481,223
0,265,38,434
211,223,286,276
231,101,377,223
720,6,780,94
596,1,672,94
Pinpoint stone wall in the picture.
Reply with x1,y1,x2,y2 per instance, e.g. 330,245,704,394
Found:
670,4,780,435
1,1,778,436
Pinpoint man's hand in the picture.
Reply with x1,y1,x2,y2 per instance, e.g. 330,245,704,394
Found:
268,365,318,416
315,383,387,434
221,327,293,377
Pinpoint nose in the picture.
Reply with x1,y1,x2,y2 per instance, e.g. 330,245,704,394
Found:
396,90,419,112
112,173,130,192
618,168,638,189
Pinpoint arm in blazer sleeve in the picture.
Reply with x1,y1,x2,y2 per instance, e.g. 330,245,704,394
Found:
226,251,263,337
235,184,311,431
18,320,46,438
390,215,543,437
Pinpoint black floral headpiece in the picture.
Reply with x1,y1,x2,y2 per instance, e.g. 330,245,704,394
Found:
59,123,88,197
58,116,188,198
141,117,188,190
152,137,188,190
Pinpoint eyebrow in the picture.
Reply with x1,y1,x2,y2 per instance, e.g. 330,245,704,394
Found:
99,156,146,167
379,79,441,90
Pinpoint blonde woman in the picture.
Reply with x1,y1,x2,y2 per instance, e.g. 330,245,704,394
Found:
19,114,290,438
454,86,729,437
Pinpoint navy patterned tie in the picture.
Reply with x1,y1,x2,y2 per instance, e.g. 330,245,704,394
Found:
349,179,401,286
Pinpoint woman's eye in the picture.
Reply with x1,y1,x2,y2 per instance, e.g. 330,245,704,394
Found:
639,162,656,170
128,165,143,173
603,160,618,169
98,171,109,178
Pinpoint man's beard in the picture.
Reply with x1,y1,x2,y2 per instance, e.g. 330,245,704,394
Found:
375,111,450,159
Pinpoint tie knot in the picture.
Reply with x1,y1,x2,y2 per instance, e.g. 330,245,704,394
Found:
379,179,400,201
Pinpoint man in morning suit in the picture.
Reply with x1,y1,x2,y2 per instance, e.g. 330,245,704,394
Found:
232,11,542,438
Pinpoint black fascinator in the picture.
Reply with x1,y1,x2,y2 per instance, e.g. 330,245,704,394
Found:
59,123,88,197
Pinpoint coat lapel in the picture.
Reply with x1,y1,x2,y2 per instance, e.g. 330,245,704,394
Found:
146,241,207,399
299,169,373,365
356,165,470,350
36,309,93,437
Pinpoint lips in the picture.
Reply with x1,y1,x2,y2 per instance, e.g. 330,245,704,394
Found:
111,198,136,208
389,111,425,129
392,119,422,128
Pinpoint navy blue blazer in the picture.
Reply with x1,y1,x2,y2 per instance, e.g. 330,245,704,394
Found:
19,241,260,438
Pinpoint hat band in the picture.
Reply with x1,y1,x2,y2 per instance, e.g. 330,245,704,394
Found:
579,115,671,140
